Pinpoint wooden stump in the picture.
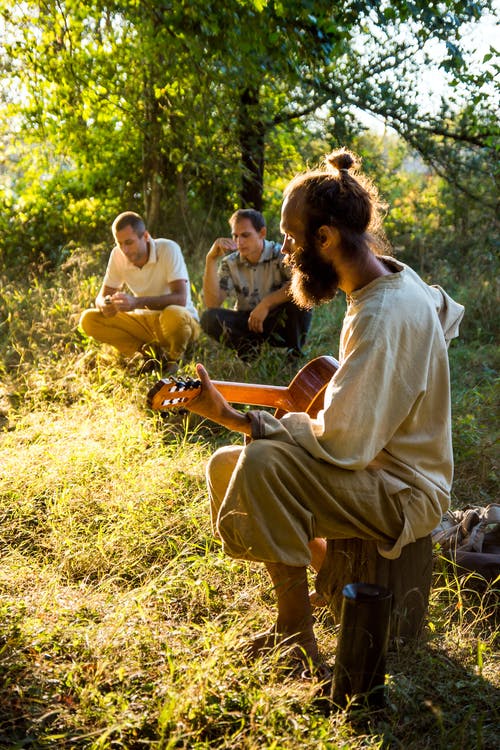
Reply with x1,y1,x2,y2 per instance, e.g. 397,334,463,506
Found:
315,535,433,641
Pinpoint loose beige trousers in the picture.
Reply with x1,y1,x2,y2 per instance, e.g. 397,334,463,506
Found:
79,306,200,359
207,439,431,567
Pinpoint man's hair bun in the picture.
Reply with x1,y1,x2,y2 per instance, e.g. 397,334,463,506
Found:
283,145,389,255
325,148,357,173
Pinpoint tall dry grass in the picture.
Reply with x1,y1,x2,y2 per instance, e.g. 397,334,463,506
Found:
0,248,498,748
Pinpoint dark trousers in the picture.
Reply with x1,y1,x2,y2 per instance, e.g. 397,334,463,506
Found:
200,302,312,359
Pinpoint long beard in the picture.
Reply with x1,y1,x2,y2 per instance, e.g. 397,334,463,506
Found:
289,240,339,308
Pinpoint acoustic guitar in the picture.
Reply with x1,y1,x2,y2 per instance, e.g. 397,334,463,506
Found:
147,355,339,418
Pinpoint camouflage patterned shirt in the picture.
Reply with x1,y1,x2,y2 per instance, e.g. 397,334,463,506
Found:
218,240,291,311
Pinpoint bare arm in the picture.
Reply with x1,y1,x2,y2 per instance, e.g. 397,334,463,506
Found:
248,282,292,333
95,284,120,317
186,364,253,436
202,238,235,307
106,279,188,313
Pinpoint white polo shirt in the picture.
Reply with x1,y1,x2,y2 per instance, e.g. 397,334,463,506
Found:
103,237,198,320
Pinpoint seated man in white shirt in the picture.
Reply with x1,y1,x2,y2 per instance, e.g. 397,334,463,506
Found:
80,211,199,374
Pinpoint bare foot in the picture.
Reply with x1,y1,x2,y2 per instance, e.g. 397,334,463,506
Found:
245,624,319,665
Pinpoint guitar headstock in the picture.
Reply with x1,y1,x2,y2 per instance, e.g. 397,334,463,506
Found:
147,377,202,411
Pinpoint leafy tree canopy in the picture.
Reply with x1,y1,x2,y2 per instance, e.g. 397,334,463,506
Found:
0,0,497,266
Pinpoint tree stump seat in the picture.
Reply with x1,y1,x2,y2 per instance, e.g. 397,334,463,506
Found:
315,535,433,641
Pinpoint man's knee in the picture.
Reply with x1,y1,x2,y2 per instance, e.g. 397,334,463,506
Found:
207,445,243,513
207,445,243,483
200,308,222,338
159,306,199,345
237,440,281,479
159,305,187,327
79,308,101,336
283,302,312,330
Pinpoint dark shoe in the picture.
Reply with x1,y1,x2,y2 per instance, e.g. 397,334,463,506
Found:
285,348,303,363
301,662,334,708
139,343,163,359
136,357,159,375
122,352,152,374
132,343,164,375
160,359,179,375
136,351,179,376
300,661,333,690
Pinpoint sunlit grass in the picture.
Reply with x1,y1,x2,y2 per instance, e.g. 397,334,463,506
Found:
0,252,498,748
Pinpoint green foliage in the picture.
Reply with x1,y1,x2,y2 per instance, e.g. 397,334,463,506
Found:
0,172,116,272
341,132,499,348
0,0,497,264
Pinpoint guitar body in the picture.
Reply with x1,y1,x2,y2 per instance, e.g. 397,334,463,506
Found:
274,355,339,417
147,355,339,417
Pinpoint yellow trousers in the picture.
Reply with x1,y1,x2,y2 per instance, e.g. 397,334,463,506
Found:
79,306,200,360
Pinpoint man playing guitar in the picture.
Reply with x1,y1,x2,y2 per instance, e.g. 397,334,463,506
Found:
155,148,464,674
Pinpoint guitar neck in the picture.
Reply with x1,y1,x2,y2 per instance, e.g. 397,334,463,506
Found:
147,355,338,415
212,381,296,412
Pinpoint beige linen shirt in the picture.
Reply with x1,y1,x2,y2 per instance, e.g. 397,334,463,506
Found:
249,257,464,558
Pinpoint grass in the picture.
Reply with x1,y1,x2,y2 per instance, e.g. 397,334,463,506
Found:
0,248,498,749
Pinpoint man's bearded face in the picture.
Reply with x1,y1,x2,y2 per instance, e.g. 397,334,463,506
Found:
288,228,339,308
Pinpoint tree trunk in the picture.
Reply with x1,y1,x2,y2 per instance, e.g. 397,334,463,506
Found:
238,87,265,211
142,80,164,235
316,535,433,641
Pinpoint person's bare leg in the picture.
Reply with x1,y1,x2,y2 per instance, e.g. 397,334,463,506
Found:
308,537,327,572
249,562,319,663
307,537,329,608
